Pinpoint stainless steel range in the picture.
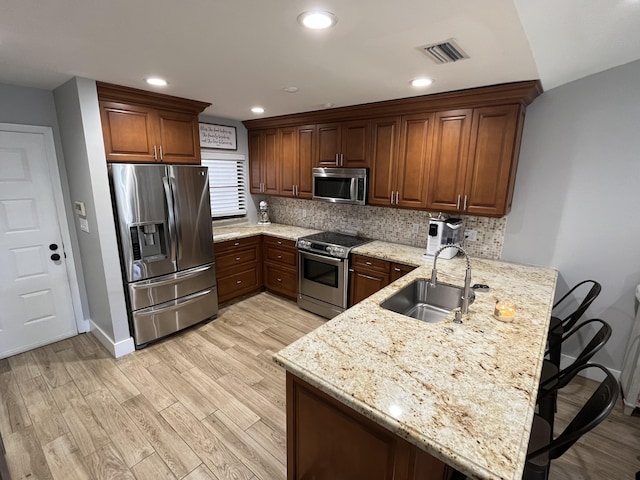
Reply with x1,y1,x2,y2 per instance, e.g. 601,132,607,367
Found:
297,231,372,319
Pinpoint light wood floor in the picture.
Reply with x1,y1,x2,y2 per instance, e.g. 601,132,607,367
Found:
1,292,639,480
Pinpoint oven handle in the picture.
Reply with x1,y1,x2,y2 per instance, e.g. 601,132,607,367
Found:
299,250,346,265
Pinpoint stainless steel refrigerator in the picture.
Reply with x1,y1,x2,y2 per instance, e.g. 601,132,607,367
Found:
109,163,218,347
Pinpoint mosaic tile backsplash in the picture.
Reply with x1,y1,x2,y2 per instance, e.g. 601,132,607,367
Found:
267,197,507,259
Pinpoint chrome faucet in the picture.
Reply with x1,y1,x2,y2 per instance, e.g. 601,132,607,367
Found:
430,244,473,316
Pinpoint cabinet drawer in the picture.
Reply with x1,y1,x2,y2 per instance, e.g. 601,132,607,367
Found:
390,263,417,281
264,245,297,267
216,246,260,271
263,235,296,249
352,254,390,274
217,266,261,303
215,235,261,254
264,263,297,299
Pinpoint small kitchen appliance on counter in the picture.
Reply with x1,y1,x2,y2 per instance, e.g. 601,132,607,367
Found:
258,200,271,225
425,217,463,259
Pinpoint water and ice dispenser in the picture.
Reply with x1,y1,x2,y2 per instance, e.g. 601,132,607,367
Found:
130,222,167,261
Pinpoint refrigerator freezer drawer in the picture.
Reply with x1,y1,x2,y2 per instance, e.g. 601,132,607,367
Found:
129,263,216,310
132,286,219,346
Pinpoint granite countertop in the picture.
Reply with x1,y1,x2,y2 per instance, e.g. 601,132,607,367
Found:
274,240,558,480
212,223,320,243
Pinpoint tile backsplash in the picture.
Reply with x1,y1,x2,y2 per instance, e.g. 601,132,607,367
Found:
267,197,507,259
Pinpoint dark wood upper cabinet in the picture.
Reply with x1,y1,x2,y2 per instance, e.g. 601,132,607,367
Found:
426,110,473,211
243,81,541,217
249,129,280,194
96,82,209,164
464,105,520,216
317,120,369,168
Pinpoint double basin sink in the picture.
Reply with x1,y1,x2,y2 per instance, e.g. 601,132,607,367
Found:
380,279,475,323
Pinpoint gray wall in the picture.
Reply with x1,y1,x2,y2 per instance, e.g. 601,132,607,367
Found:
0,82,90,325
503,59,640,371
53,78,131,348
198,114,258,224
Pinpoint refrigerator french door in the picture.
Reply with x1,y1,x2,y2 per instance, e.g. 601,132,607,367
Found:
109,163,218,347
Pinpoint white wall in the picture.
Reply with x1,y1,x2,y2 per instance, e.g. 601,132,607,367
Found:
198,114,258,224
0,82,90,330
53,77,133,356
503,59,640,371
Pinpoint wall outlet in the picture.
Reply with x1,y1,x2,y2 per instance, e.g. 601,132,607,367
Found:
465,229,478,242
412,223,420,235
79,217,90,233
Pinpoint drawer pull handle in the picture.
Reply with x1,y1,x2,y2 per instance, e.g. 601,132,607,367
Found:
277,255,282,259
235,257,241,261
365,261,372,266
234,242,240,246
277,241,282,245
277,278,282,282
394,268,401,272
236,280,242,284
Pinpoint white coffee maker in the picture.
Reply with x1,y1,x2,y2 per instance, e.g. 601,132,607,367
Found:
425,217,463,259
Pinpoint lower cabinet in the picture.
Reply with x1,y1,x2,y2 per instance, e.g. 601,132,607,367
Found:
263,236,298,300
349,255,416,306
214,235,300,304
287,373,453,480
215,236,263,303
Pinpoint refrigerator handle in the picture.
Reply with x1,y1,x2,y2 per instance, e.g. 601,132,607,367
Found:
162,176,178,263
169,176,182,261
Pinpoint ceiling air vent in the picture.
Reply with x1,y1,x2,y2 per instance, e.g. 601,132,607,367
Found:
418,39,469,64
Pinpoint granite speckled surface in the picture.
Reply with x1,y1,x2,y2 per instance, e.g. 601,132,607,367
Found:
212,223,320,243
274,240,558,480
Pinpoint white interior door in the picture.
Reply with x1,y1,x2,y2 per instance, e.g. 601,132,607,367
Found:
0,129,77,358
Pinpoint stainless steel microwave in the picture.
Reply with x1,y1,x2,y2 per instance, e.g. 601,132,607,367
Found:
312,168,368,205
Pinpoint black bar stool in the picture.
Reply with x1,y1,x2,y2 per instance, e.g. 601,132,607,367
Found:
548,280,601,367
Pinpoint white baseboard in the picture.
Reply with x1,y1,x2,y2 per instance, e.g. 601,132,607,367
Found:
560,353,621,381
89,320,135,358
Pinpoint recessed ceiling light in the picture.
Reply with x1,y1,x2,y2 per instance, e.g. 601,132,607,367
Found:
411,78,433,88
146,77,168,87
251,106,265,114
283,86,299,93
297,11,337,29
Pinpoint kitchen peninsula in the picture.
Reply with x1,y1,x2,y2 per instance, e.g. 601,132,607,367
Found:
213,223,557,479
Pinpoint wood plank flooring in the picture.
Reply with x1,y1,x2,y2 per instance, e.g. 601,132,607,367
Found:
1,292,639,480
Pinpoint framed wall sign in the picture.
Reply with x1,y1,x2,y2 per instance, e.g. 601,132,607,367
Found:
199,123,237,150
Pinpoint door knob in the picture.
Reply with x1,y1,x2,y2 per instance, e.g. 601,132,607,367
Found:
51,253,61,261
49,243,58,251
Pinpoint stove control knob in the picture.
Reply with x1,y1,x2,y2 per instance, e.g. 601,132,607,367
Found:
298,240,311,249
327,246,346,257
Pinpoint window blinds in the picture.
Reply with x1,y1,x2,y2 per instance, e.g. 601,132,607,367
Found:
201,152,247,218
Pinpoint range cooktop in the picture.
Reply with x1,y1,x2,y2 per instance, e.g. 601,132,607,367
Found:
297,231,372,259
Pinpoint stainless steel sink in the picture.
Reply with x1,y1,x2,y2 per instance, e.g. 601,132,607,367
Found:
380,279,475,323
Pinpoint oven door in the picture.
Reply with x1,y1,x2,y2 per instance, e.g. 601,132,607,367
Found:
298,250,348,309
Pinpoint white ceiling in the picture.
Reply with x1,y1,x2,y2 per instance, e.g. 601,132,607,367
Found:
0,0,639,120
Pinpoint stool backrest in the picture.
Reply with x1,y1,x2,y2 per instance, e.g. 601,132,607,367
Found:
553,280,601,332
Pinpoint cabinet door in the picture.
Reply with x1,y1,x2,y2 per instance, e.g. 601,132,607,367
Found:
296,125,315,199
368,117,400,207
316,123,341,167
264,263,297,299
156,110,201,164
279,127,298,197
464,105,520,216
349,268,390,306
263,129,280,194
396,113,435,208
426,110,473,212
390,263,417,281
341,120,370,168
99,101,158,162
248,130,264,194
288,374,415,480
